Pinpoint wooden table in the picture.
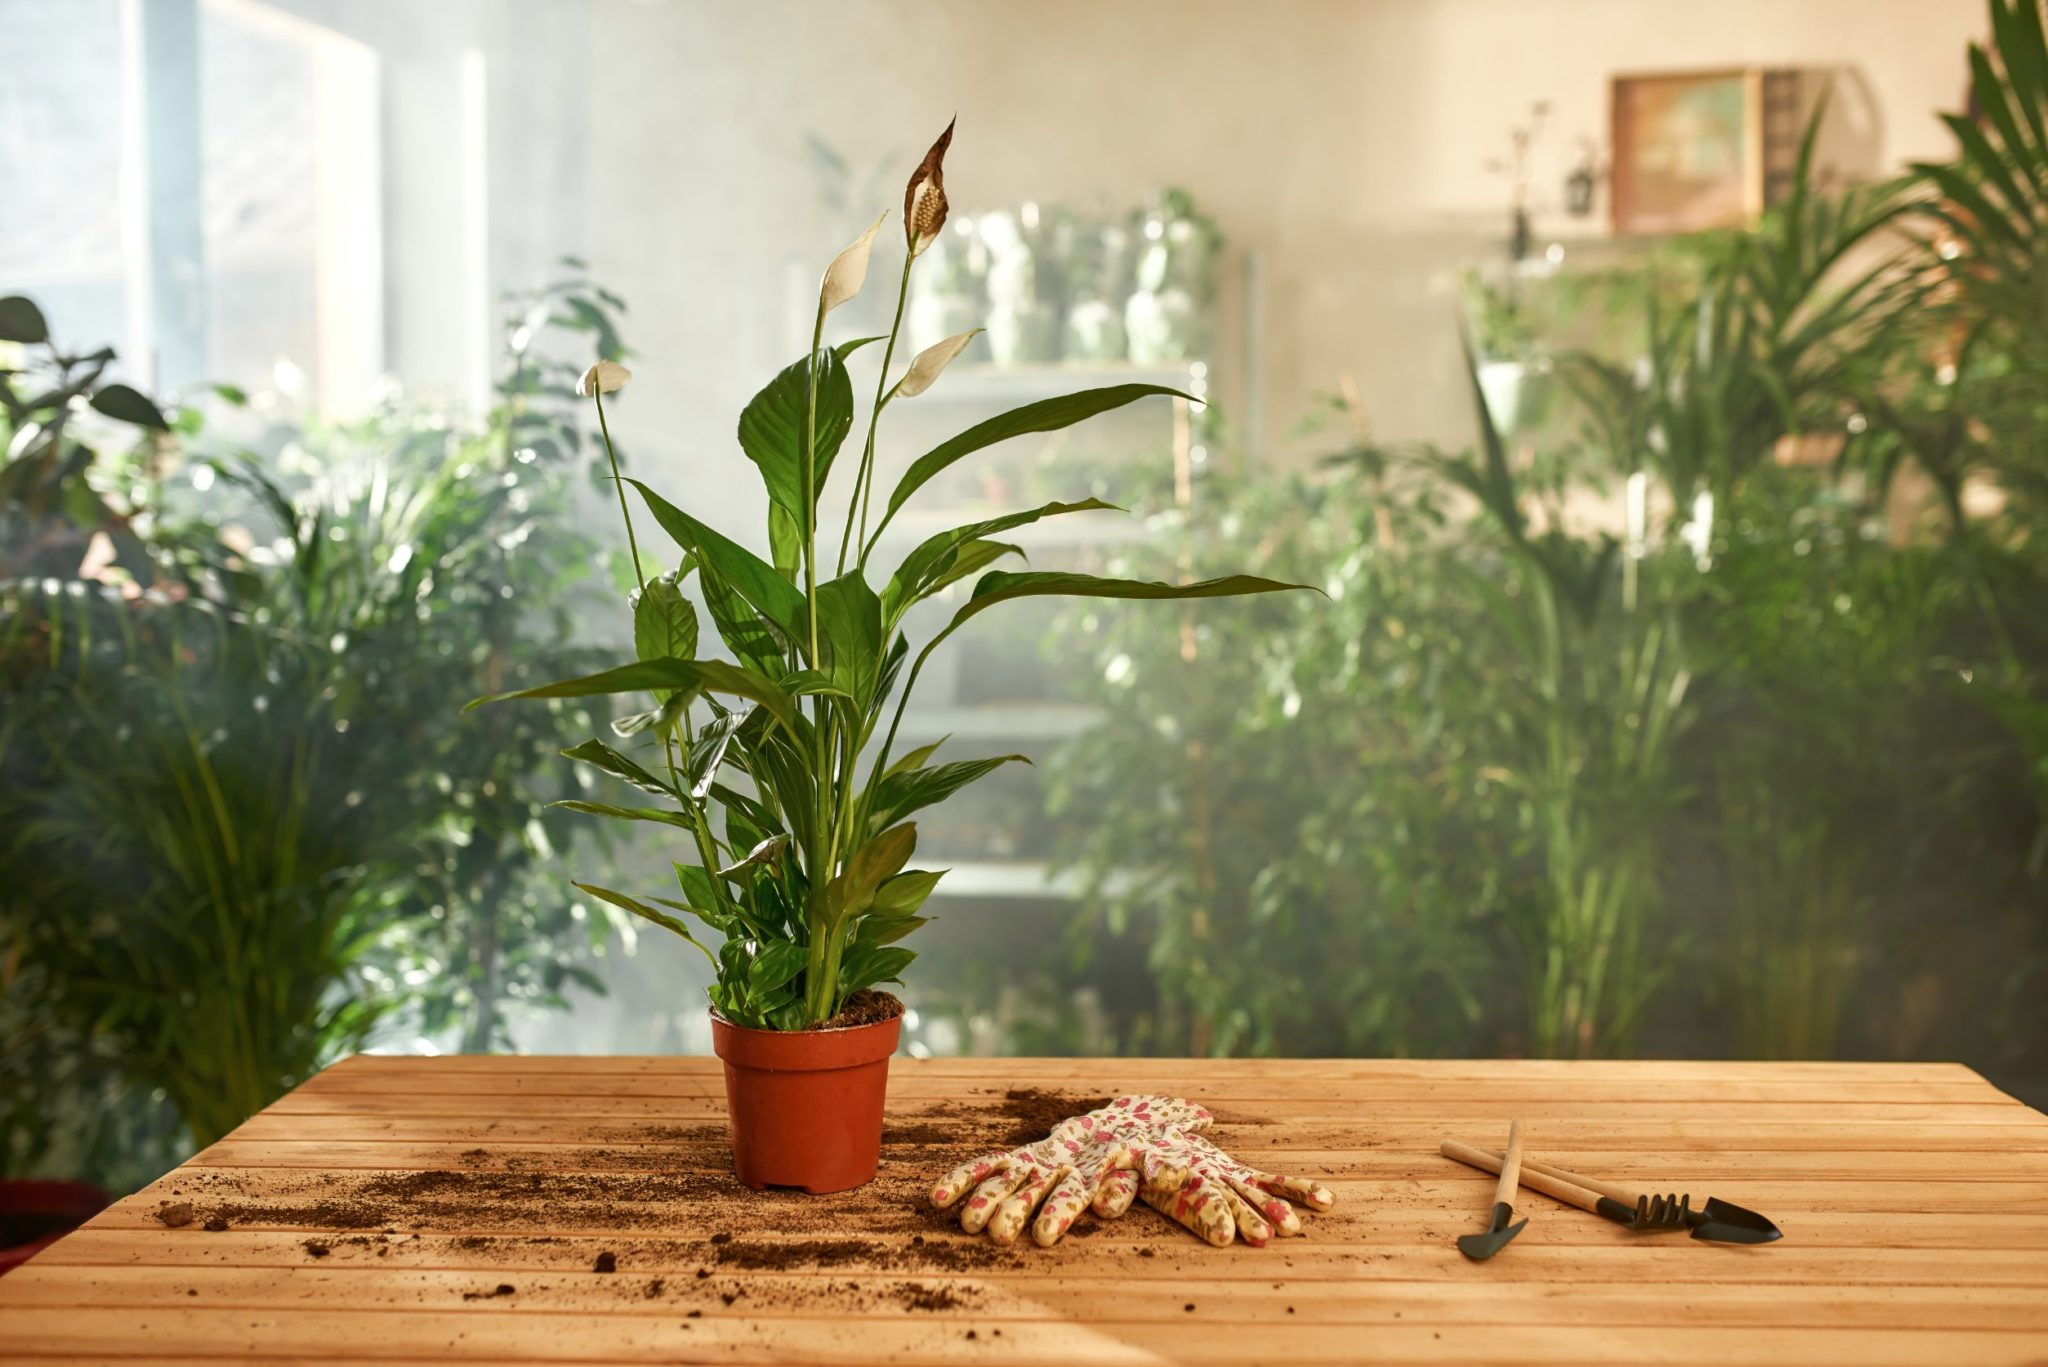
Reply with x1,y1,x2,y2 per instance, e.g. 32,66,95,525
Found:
3,1057,2046,1365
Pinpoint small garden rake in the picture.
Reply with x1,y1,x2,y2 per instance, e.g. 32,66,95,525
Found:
1440,1141,1783,1244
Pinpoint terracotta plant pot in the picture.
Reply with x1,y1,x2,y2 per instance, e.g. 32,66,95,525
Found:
710,1008,902,1193
0,1179,109,1275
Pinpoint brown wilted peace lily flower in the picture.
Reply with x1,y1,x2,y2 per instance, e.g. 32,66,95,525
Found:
904,117,955,257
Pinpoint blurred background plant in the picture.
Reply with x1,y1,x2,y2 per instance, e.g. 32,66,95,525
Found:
1010,12,2048,1077
0,265,640,1188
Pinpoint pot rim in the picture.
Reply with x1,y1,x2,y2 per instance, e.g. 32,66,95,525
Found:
707,1000,905,1039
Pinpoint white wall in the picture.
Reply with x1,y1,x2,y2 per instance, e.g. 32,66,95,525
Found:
564,0,1983,489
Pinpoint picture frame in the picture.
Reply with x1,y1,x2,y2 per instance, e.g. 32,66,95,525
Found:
1610,68,1801,235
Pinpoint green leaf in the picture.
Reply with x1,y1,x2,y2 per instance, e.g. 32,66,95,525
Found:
633,576,699,665
884,739,945,779
469,657,799,734
0,295,49,344
838,945,916,998
89,383,170,431
699,567,788,680
768,503,802,580
718,834,789,880
674,861,721,911
876,386,1187,542
869,755,1028,831
815,570,884,704
872,868,944,916
747,940,808,996
850,823,918,892
573,882,714,961
629,479,808,647
928,570,1315,655
736,347,854,526
684,708,750,799
550,800,694,828
923,539,1023,599
854,913,928,947
885,498,1117,622
609,691,689,738
561,738,680,798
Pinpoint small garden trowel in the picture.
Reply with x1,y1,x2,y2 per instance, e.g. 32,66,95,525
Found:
1455,1119,1528,1261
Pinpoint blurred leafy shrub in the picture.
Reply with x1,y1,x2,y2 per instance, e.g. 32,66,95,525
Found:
0,263,639,1185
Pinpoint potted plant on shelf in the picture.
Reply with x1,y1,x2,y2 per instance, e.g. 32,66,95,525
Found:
470,121,1311,1194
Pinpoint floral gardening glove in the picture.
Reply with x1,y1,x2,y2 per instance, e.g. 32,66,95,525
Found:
1134,1126,1336,1248
930,1094,1210,1247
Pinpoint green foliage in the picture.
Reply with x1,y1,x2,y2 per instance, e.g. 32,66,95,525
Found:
1046,466,1506,1057
1042,20,2048,1067
0,266,643,1184
477,132,1313,1030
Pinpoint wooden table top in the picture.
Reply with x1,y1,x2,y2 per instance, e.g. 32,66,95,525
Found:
3,1055,2046,1365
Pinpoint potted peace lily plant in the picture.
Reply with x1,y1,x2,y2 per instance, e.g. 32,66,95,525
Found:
472,122,1309,1194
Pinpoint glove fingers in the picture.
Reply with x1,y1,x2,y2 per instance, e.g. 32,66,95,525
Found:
1243,1167,1337,1213
959,1163,1030,1234
932,1152,1008,1210
1214,1174,1275,1246
990,1163,1064,1246
1093,1166,1140,1218
1030,1162,1105,1246
1141,1161,1237,1248
1224,1170,1299,1236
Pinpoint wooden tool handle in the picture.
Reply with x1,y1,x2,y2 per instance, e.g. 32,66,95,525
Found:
1492,1121,1524,1209
1441,1138,1604,1215
1516,1153,1638,1205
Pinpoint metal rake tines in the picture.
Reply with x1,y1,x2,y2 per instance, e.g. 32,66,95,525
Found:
1626,1192,1694,1232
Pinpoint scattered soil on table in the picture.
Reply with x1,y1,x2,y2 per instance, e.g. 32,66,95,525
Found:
461,1283,516,1300
899,1282,973,1312
806,989,904,1031
202,1214,229,1231
161,1078,1183,1279
995,1087,1113,1147
636,1124,726,1143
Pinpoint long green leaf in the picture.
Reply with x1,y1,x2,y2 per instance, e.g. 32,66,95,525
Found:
573,882,714,961
468,657,798,733
551,800,694,828
868,755,1028,831
871,386,1186,548
561,738,680,798
629,479,808,646
884,498,1117,623
931,569,1315,650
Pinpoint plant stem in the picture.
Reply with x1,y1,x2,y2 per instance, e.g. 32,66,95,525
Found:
593,390,645,595
840,255,914,576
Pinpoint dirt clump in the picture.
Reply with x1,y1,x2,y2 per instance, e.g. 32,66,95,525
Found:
997,1087,1113,1146
807,989,904,1031
155,1203,195,1228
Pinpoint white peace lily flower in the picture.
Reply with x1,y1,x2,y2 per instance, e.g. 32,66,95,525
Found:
576,360,632,397
895,329,981,398
820,212,888,315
